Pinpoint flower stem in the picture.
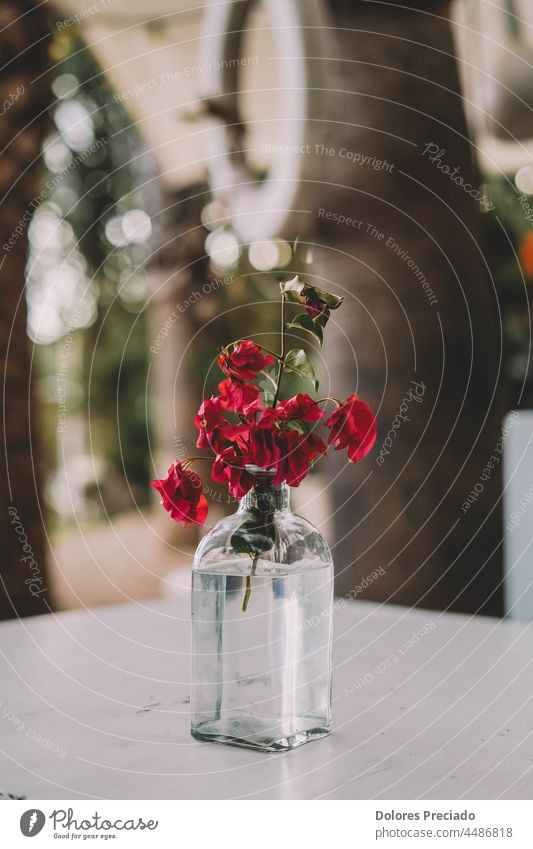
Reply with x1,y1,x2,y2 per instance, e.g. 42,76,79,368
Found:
272,294,286,407
317,396,342,406
259,345,282,361
182,456,213,467
259,369,277,388
242,552,259,612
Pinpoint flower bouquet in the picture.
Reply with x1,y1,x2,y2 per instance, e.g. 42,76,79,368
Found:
152,276,376,751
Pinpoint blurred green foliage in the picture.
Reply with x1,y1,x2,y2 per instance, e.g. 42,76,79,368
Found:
33,31,159,520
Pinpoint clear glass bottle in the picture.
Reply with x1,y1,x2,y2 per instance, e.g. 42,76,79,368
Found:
191,470,333,752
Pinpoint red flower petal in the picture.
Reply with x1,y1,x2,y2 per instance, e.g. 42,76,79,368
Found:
218,340,275,383
211,448,254,499
151,462,208,526
325,394,376,462
277,393,323,423
193,396,228,452
218,379,259,412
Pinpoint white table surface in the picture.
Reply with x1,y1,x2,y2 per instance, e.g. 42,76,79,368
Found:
0,593,532,800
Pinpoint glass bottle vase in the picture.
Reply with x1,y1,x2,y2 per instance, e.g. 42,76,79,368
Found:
191,472,333,752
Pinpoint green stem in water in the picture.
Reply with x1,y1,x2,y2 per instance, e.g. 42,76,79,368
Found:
242,552,259,612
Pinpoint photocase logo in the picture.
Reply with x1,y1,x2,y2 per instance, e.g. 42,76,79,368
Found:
20,809,45,837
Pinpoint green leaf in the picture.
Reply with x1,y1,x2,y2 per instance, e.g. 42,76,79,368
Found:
280,275,305,295
286,419,307,434
284,348,319,392
280,275,305,303
305,283,344,310
280,276,343,311
231,511,276,557
286,312,324,345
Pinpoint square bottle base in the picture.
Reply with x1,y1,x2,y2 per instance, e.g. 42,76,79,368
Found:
191,716,331,752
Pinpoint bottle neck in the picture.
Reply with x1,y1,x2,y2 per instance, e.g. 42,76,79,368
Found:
239,479,290,513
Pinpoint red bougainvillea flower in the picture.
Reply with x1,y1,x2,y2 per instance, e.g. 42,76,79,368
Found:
248,427,283,470
218,340,275,383
194,395,250,451
151,462,208,526
520,232,533,278
218,378,259,412
212,447,254,499
274,430,327,486
325,394,377,462
289,431,327,485
277,393,323,423
243,399,281,428
194,397,228,451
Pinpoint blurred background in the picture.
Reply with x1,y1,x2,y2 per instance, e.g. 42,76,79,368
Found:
1,0,532,620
